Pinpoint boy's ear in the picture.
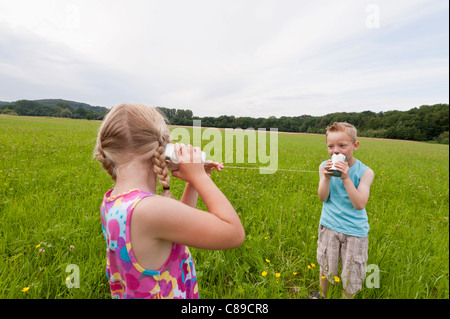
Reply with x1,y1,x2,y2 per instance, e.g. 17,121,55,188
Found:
353,140,360,150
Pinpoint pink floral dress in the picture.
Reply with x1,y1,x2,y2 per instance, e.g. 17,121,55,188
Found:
100,189,199,299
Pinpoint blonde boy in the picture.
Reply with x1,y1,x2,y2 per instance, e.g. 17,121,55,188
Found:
316,122,374,298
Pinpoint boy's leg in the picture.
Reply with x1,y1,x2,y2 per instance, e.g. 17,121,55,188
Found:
319,270,328,298
340,235,368,297
316,225,340,298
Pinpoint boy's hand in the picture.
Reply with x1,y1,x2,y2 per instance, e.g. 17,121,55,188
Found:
334,161,350,180
323,160,334,179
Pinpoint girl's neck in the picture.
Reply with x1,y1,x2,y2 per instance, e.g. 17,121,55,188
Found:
111,161,157,196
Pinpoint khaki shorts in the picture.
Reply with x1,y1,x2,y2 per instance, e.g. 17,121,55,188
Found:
316,224,368,295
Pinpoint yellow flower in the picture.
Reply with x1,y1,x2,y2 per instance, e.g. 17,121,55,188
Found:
264,236,268,239
313,235,316,239
262,271,267,277
275,273,280,278
334,276,340,282
311,263,316,268
265,259,270,263
321,276,327,279
35,244,41,248
307,265,311,269
22,287,30,292
293,272,297,275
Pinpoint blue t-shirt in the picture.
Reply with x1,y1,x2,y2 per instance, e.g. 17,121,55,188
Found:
319,158,370,237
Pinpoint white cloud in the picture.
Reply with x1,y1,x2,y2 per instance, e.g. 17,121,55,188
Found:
0,0,448,116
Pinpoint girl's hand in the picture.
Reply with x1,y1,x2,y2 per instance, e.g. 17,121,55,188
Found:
171,143,207,183
204,161,224,178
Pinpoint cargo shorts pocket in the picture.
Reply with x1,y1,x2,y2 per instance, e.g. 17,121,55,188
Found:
316,241,328,272
349,255,367,284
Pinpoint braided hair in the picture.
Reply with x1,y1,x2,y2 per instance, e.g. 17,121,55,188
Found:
94,103,174,198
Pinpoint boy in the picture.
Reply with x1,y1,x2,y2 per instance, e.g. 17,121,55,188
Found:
316,122,374,298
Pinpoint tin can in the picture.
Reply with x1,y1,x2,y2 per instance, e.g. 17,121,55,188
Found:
328,153,347,177
164,143,206,170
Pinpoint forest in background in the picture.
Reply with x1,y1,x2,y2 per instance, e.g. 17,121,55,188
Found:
1,99,448,144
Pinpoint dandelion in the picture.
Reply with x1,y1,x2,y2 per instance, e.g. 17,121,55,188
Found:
262,271,267,277
334,276,340,282
265,259,270,263
275,273,280,278
313,235,316,239
321,276,327,279
22,287,30,292
264,236,268,239
307,265,311,269
293,272,297,275
35,244,41,248
311,263,316,268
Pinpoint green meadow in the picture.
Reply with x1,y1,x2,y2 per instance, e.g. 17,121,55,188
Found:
0,115,448,299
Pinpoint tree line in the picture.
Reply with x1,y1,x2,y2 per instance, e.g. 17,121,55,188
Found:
0,99,107,120
158,104,449,144
1,100,448,144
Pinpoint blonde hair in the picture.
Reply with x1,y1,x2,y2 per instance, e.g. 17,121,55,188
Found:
94,103,173,198
326,122,357,143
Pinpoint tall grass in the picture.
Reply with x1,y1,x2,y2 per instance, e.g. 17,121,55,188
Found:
0,115,448,299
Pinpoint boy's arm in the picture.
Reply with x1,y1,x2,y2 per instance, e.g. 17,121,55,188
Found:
318,162,332,202
341,168,374,210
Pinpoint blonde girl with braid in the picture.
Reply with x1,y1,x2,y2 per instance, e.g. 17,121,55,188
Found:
94,103,244,299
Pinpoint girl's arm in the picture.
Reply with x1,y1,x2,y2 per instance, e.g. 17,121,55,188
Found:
179,161,224,208
134,145,244,250
180,182,198,208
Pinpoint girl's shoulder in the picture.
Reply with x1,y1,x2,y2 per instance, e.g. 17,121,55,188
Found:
106,188,154,202
131,193,175,220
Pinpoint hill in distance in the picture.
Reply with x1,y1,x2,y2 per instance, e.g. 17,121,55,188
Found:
0,98,109,114
34,99,109,114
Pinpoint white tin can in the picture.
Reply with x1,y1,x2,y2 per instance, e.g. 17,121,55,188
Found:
329,153,347,177
164,143,206,170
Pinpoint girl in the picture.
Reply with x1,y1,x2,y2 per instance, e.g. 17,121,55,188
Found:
94,103,245,299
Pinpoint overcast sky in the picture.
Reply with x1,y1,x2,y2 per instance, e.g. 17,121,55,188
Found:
0,0,448,117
